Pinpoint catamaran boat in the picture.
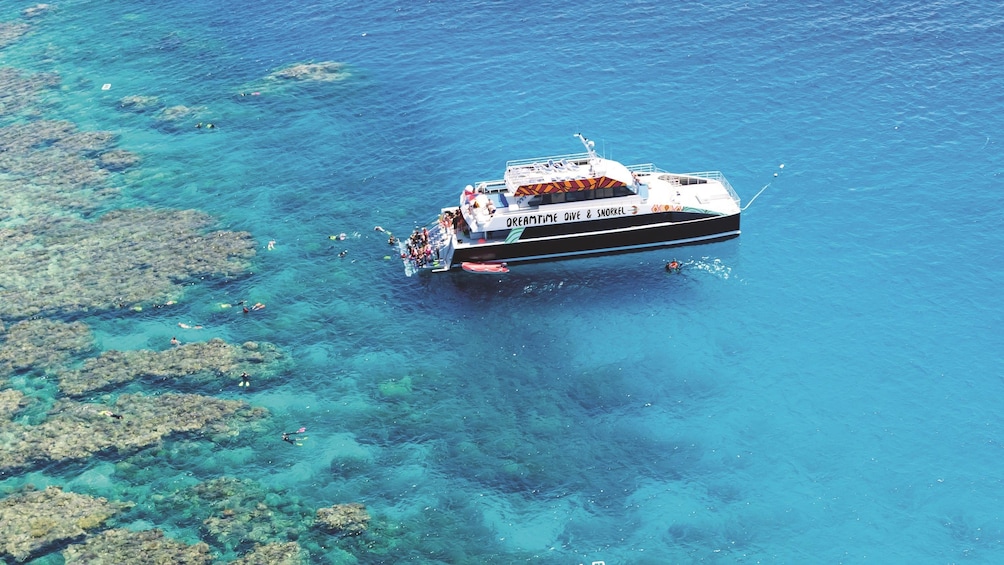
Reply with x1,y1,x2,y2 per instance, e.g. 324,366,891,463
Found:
401,134,741,274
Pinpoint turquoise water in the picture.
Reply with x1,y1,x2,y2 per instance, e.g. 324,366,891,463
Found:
2,0,1003,563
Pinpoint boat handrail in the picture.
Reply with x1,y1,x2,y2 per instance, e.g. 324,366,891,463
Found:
626,163,658,173
688,171,741,208
505,152,592,169
473,179,507,193
628,166,741,208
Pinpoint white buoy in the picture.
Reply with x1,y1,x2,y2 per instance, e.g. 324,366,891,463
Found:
779,163,785,169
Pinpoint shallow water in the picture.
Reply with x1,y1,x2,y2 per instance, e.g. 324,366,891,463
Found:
2,0,1004,563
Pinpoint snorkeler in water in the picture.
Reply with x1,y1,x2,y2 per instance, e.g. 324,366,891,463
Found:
281,427,308,446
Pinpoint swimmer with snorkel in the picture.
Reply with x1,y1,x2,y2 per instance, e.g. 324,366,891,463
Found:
281,427,308,446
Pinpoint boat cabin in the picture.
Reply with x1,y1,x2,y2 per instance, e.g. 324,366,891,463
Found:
459,134,644,234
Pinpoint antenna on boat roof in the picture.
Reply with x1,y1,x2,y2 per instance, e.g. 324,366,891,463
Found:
573,133,597,159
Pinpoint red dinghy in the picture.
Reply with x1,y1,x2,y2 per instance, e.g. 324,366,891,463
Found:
461,262,509,274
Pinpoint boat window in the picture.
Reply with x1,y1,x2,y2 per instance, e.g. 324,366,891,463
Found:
680,177,708,185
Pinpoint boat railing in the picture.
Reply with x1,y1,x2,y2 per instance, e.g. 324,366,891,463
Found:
503,153,599,194
626,163,658,173
505,151,591,169
474,179,507,194
628,165,741,208
688,171,741,208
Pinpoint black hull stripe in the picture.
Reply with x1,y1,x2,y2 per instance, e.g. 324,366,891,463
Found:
512,210,713,238
452,214,740,266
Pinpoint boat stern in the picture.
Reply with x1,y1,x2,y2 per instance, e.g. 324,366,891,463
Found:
401,209,459,275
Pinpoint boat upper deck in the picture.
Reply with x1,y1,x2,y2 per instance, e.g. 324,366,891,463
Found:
501,153,634,197
503,152,594,192
470,166,739,214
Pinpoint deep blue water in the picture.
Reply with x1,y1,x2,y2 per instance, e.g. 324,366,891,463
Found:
2,0,1003,563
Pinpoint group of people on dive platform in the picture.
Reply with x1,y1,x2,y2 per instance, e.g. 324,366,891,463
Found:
403,227,437,267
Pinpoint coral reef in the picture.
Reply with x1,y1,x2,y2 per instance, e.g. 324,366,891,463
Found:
268,61,350,82
0,319,94,376
0,119,114,188
22,4,55,19
0,209,255,320
58,338,286,396
156,104,200,122
185,477,312,551
98,148,140,171
0,67,60,117
118,95,162,112
315,503,370,536
0,22,30,49
62,528,213,564
0,486,131,563
378,375,413,399
0,14,349,565
0,177,111,225
0,388,27,420
230,542,306,565
0,119,122,222
0,393,268,474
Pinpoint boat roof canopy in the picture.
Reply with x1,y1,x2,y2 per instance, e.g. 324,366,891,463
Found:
512,176,627,197
503,153,634,196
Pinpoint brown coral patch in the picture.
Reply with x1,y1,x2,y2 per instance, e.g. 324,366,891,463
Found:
0,119,114,187
157,105,199,122
315,503,370,535
0,388,27,420
23,4,55,19
118,95,162,112
231,542,306,565
62,528,213,564
98,149,140,171
0,486,131,563
0,208,255,320
0,22,31,49
0,69,61,117
58,338,286,396
268,61,349,82
0,393,268,474
0,319,94,376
